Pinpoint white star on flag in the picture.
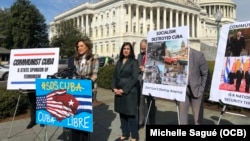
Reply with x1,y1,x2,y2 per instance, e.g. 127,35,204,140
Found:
68,99,74,106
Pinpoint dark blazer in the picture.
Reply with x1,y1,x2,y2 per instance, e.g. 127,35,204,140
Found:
188,48,209,98
232,36,245,56
236,69,244,81
137,53,144,85
244,71,250,83
112,58,139,116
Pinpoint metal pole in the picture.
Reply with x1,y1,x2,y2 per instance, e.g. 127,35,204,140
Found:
217,21,220,46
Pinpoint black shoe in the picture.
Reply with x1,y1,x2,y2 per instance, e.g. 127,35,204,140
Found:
114,136,129,141
26,122,36,129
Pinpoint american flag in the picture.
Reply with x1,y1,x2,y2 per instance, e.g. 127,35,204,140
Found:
36,89,92,121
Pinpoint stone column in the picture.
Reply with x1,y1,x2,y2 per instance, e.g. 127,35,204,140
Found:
86,14,89,35
192,14,195,38
136,5,139,33
128,4,131,33
187,13,190,37
163,8,166,29
81,15,85,33
181,12,184,26
150,7,153,30
157,6,160,30
175,10,178,27
143,7,146,34
170,9,172,28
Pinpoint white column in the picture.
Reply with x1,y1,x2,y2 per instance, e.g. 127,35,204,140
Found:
81,15,84,32
187,13,190,37
175,10,178,27
163,8,166,29
119,5,124,34
203,20,206,37
196,15,200,38
169,9,172,28
86,14,89,35
77,16,80,28
209,6,211,17
143,7,146,34
181,12,184,26
128,4,131,33
192,14,195,38
136,5,139,33
150,7,153,30
157,6,160,30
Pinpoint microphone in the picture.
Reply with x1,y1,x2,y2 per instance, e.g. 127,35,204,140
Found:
47,67,75,79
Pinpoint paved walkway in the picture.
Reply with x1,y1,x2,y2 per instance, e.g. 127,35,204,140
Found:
0,88,249,141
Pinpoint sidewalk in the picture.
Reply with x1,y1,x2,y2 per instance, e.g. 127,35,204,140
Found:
0,87,249,141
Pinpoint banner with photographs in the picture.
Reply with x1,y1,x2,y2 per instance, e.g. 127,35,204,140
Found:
210,21,250,108
142,26,189,101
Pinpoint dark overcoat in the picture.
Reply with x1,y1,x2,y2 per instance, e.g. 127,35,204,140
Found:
112,58,139,116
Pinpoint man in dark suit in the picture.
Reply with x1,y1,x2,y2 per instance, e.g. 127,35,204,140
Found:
225,33,234,56
235,67,244,91
231,31,245,56
178,48,209,125
244,68,250,92
138,39,156,128
228,70,235,84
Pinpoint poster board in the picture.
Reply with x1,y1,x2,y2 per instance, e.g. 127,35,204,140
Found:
7,48,59,90
210,20,250,109
36,78,93,132
142,26,189,101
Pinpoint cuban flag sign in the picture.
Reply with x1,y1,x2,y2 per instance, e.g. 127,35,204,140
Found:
35,78,93,132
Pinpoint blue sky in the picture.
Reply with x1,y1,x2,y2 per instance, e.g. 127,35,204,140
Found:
0,0,249,24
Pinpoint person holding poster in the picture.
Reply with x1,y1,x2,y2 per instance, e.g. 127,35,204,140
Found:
178,48,208,125
137,39,156,128
68,37,99,140
112,42,139,141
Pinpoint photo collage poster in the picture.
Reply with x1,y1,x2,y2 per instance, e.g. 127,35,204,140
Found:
210,20,250,108
142,26,189,102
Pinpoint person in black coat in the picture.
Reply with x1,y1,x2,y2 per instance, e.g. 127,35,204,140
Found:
112,42,140,141
231,31,245,56
228,70,235,84
244,68,250,92
235,67,244,91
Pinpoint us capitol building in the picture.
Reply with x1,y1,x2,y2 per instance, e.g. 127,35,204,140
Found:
49,0,237,58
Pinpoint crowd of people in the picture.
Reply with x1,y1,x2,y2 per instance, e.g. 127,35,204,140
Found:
26,38,209,141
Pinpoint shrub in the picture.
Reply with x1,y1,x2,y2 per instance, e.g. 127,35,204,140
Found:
97,65,115,89
0,87,29,120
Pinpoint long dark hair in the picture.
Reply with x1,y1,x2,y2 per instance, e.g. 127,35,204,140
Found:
75,37,93,60
119,42,135,60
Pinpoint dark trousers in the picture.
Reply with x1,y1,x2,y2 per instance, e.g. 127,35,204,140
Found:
236,79,241,91
119,113,139,139
245,80,250,92
27,91,36,123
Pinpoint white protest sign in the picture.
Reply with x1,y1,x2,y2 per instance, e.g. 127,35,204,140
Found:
7,48,60,90
142,26,189,101
210,20,250,108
